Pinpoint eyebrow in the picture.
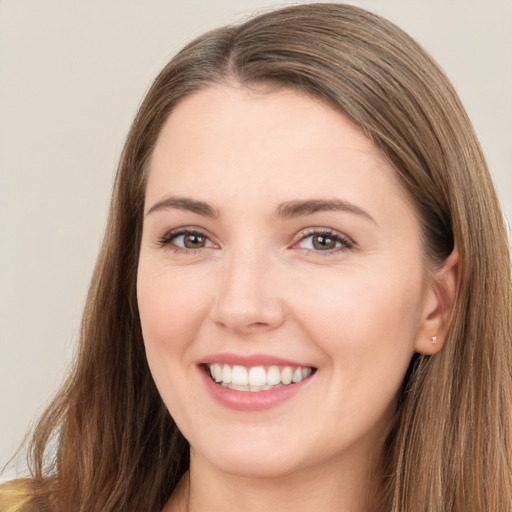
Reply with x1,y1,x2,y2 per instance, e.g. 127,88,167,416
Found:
276,198,376,224
146,195,375,224
146,196,219,217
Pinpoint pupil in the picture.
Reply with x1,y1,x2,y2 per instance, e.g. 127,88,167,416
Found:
184,234,205,248
313,235,335,250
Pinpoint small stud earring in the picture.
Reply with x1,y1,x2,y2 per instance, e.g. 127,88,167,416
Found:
431,335,437,345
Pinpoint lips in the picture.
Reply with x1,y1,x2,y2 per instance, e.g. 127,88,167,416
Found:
199,354,316,411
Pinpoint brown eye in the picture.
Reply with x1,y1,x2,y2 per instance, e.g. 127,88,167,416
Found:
159,230,214,251
312,235,337,250
183,233,207,248
296,230,352,253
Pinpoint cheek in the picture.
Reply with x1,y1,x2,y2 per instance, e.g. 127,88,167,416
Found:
136,265,215,426
137,266,209,350
290,267,423,379
136,265,214,410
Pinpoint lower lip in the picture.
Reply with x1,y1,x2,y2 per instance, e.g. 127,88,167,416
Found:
200,368,314,412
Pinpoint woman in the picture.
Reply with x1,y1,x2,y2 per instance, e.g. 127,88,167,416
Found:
1,3,511,511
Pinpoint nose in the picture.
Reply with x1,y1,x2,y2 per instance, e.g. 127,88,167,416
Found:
209,249,285,335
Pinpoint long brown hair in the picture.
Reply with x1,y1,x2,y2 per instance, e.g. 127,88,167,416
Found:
3,3,511,511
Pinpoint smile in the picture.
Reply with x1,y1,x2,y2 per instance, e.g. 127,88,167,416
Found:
206,364,314,392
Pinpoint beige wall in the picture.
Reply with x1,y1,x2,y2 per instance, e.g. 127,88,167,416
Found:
1,0,510,480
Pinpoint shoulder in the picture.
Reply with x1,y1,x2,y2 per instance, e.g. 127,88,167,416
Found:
0,480,35,512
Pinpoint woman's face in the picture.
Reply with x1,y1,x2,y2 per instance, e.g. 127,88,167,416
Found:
137,85,441,479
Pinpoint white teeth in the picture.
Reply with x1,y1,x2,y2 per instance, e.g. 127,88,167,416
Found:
231,365,248,386
281,366,293,385
249,366,266,387
222,364,232,384
267,366,281,386
206,363,314,391
214,364,223,383
302,367,312,379
228,384,249,391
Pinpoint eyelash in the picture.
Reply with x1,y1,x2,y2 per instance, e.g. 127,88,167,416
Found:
156,227,354,255
157,228,213,254
294,228,354,255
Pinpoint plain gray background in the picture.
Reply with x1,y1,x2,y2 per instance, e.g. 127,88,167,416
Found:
1,0,511,480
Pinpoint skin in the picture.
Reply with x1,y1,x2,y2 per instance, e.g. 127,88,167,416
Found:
137,85,457,512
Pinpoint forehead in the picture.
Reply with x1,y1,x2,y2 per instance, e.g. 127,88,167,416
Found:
154,85,378,154
146,84,412,213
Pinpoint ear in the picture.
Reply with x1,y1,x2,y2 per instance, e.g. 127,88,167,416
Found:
414,250,459,355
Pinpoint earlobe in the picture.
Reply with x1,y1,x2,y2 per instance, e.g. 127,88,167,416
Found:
414,250,459,355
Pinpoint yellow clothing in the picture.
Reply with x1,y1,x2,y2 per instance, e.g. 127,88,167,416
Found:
0,480,34,512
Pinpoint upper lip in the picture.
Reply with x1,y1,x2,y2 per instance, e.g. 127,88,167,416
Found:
200,352,315,368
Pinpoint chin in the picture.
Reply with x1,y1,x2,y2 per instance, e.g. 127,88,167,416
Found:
191,436,309,479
